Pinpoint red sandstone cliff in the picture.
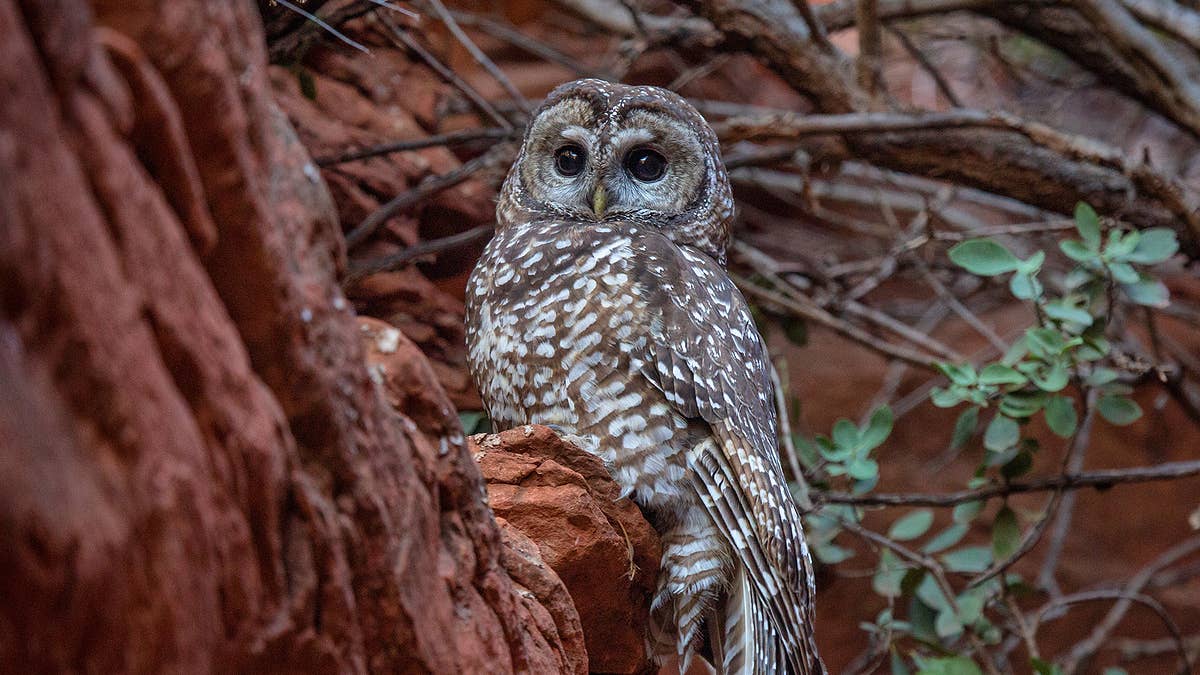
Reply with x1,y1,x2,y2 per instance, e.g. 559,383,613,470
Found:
0,2,654,672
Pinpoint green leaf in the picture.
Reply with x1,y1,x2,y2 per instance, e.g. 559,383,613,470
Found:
1074,202,1101,249
909,594,939,643
1102,668,1129,675
1124,228,1178,264
794,435,820,468
1077,340,1109,361
1105,229,1140,259
954,500,983,524
985,446,1020,468
889,509,935,541
852,473,879,494
984,414,1020,451
951,407,980,450
1001,450,1034,479
1043,299,1094,325
458,411,490,434
861,406,893,451
949,239,1021,276
1009,271,1042,300
1031,657,1064,675
1122,279,1170,307
915,656,983,675
979,363,1028,386
891,651,912,675
1030,361,1070,393
1107,261,1139,284
1059,239,1095,263
931,386,966,408
956,587,987,624
923,523,969,553
1086,367,1119,386
992,506,1020,559
1002,336,1029,365
1026,327,1066,356
1044,395,1078,437
1098,395,1143,425
937,362,978,385
915,573,950,610
814,543,855,564
847,457,879,480
832,418,860,449
1018,250,1046,275
873,549,907,597
935,607,964,638
1000,391,1046,418
942,546,993,573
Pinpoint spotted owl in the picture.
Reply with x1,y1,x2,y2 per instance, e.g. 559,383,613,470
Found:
465,79,824,675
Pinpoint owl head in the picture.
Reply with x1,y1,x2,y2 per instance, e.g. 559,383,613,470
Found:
497,79,735,264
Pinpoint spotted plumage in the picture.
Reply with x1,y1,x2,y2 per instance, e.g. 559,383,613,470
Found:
466,79,823,674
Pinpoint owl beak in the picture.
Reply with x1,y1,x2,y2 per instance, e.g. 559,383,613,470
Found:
591,185,607,218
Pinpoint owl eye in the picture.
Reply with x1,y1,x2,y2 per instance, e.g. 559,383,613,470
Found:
624,147,667,182
554,144,587,177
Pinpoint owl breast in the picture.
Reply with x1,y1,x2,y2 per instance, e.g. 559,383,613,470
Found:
466,221,697,509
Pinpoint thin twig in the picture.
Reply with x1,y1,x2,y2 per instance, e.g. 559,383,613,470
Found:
344,224,494,284
423,0,532,112
886,24,963,107
770,359,813,511
275,0,370,53
375,13,513,129
1059,535,1200,674
790,0,837,53
816,457,1200,507
969,393,1098,588
449,11,608,78
315,128,513,167
345,144,510,249
1037,589,1193,675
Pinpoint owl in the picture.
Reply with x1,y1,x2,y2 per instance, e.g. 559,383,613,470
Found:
465,79,823,675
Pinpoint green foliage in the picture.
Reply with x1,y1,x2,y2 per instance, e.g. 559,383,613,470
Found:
991,507,1020,560
1031,657,1064,675
889,510,934,541
913,655,982,675
795,203,1177,671
458,410,491,434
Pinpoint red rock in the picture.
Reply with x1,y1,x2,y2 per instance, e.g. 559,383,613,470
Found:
0,2,581,673
474,425,663,674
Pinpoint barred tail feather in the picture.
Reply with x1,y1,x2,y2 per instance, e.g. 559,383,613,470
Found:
691,440,825,675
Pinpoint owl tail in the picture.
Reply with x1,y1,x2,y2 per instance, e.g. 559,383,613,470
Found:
710,563,784,675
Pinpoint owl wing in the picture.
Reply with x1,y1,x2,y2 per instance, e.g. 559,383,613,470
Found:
630,234,820,674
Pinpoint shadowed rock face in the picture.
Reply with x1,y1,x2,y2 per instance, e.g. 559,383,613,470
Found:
0,1,585,672
473,426,664,675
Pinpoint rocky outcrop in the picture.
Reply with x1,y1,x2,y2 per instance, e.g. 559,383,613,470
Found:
474,426,663,675
269,37,501,413
0,1,581,672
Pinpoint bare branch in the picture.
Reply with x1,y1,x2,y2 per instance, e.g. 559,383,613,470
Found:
314,128,513,167
817,458,1200,507
1059,535,1200,674
1037,589,1192,675
1074,0,1200,137
424,0,531,112
375,14,513,129
345,144,513,249
692,0,1200,248
344,224,493,284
